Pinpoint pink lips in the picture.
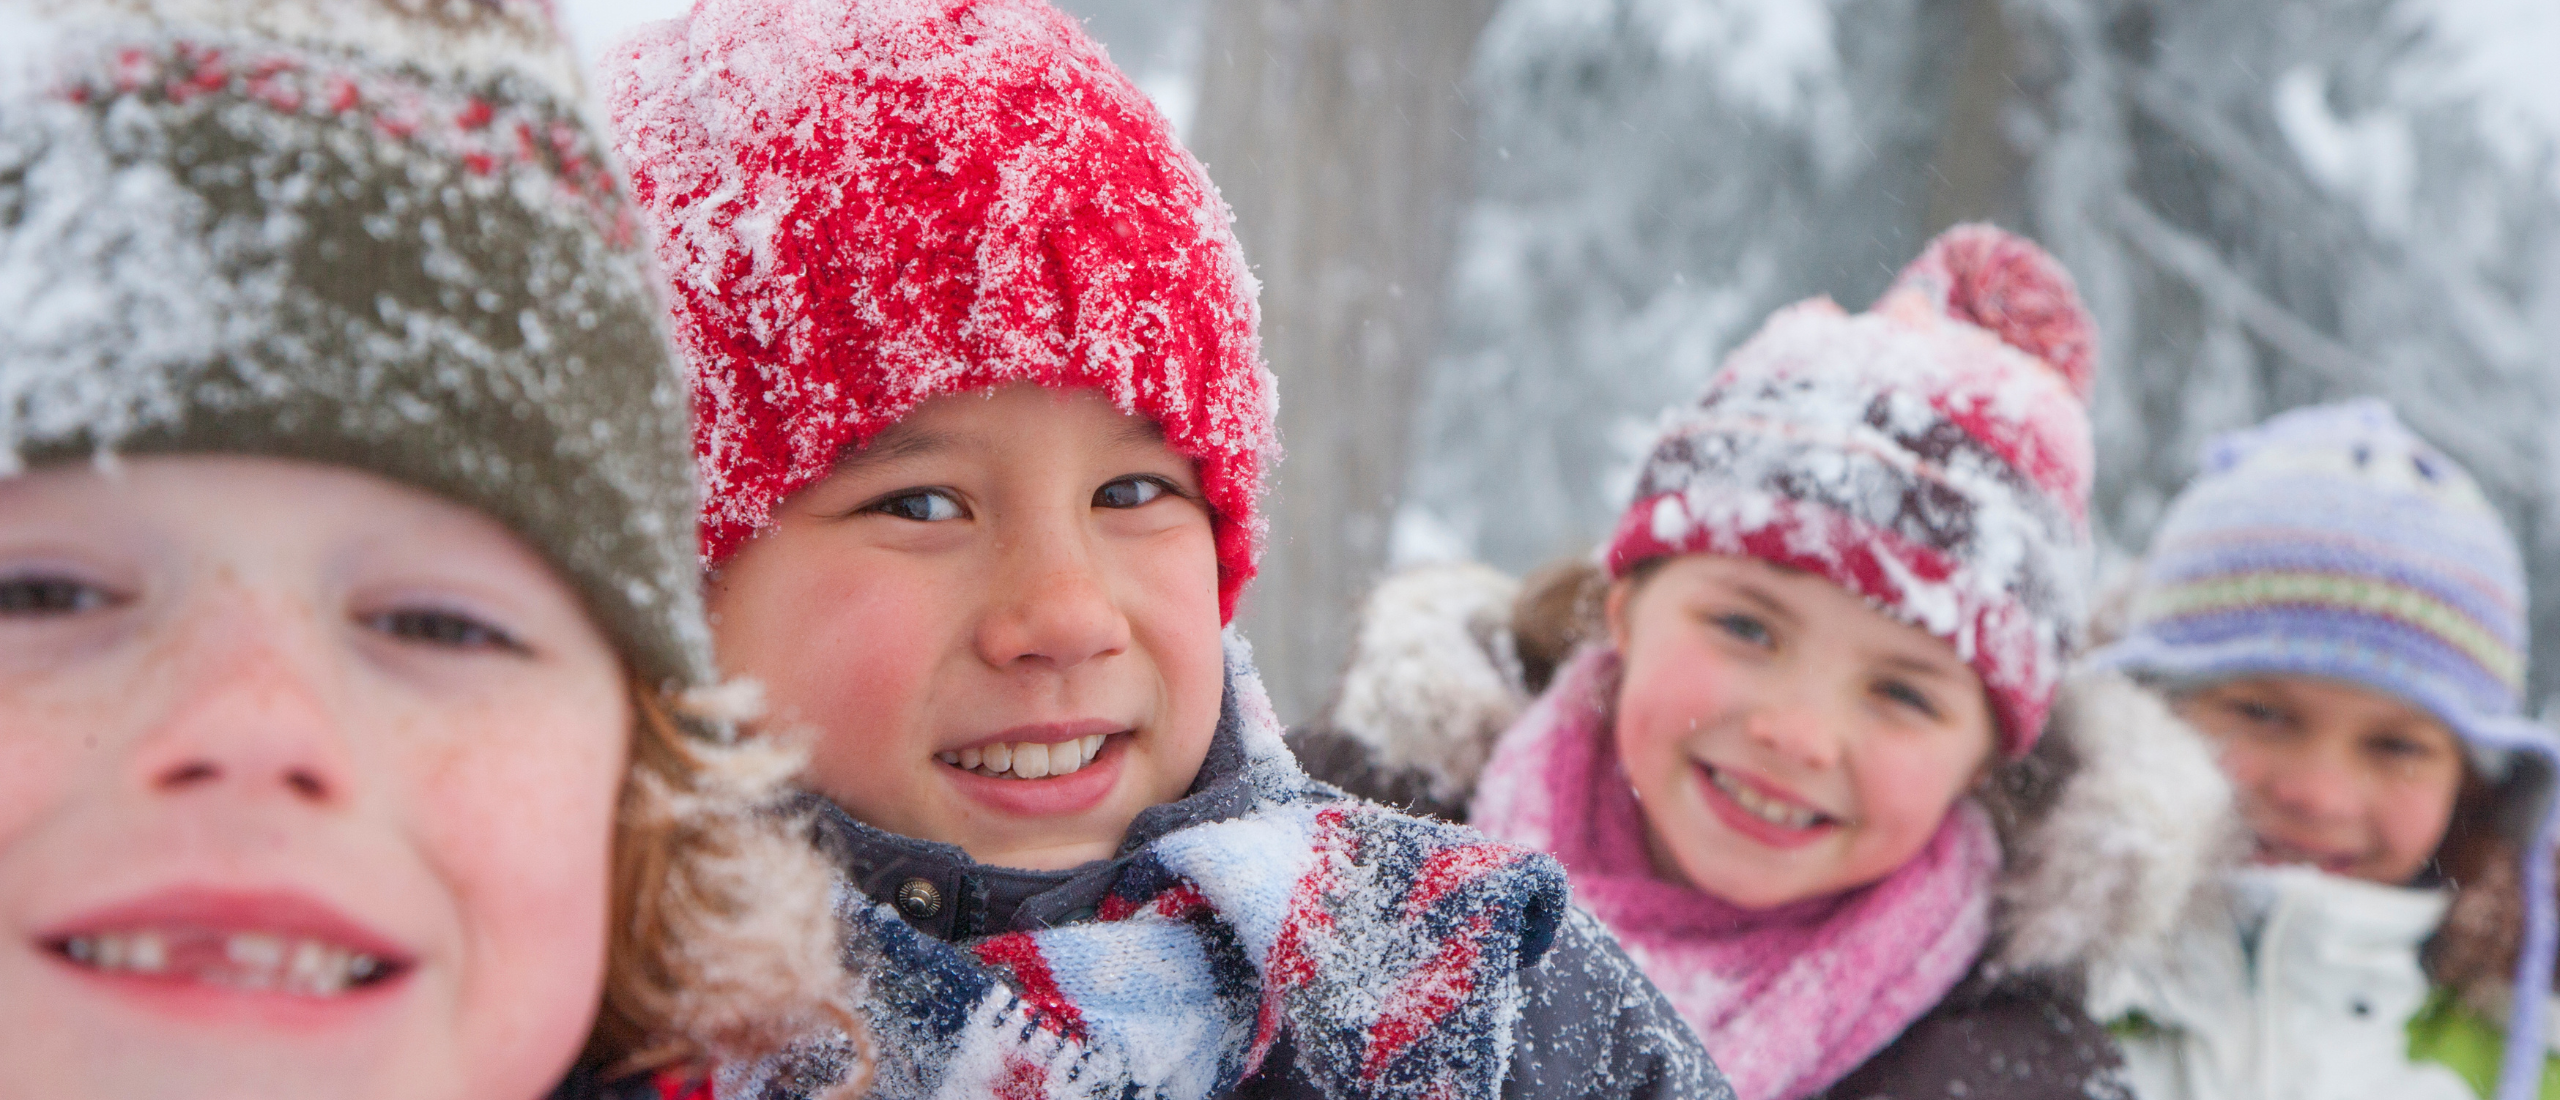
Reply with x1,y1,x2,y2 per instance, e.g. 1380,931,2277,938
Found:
1694,763,1840,850
2249,836,2362,877
37,886,414,1014
944,718,1126,753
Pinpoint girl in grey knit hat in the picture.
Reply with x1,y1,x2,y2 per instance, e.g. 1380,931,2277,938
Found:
0,2,857,1096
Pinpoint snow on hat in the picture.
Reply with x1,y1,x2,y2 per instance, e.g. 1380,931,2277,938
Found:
1605,224,2098,758
2093,399,2560,1100
605,0,1276,622
0,0,710,690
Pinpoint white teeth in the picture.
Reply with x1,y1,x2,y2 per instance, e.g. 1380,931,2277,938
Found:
58,929,386,997
945,734,1113,780
1013,742,1052,779
1707,767,1825,830
128,931,167,974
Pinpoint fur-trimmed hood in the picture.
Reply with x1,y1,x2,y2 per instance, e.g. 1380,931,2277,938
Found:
1311,562,2241,978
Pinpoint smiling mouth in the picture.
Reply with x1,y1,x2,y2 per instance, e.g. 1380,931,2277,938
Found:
2251,837,2360,875
938,734,1111,781
1704,765,1835,830
49,927,403,997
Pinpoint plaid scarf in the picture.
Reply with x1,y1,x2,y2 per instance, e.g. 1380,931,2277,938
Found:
724,641,1571,1100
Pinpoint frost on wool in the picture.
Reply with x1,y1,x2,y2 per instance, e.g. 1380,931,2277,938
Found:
1617,292,2095,746
1324,564,1531,807
603,0,1277,597
0,0,711,677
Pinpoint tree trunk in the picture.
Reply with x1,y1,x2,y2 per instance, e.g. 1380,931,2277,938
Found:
1190,0,1499,723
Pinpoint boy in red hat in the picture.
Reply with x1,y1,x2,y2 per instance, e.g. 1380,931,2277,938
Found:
604,1,1723,1097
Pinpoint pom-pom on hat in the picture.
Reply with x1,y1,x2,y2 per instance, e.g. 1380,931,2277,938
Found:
1605,224,2099,758
605,0,1277,621
2093,400,2560,1100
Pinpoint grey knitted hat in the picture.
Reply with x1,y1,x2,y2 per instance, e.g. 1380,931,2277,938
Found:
0,0,708,690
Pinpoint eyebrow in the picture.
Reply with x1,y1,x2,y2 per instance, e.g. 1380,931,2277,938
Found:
1874,649,1968,684
1106,414,1171,450
831,426,954,476
1726,581,1801,628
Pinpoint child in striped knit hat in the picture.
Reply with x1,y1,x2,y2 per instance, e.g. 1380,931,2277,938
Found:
1298,225,2233,1100
603,1,1720,1097
2088,400,2560,1100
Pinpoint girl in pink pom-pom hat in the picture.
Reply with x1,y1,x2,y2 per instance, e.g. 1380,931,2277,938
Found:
1297,225,2236,1100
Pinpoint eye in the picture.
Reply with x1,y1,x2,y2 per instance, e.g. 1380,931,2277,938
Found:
0,572,125,617
863,488,966,523
1876,678,1941,720
2368,732,2442,761
2372,736,2425,758
1709,612,1774,649
364,607,528,655
1094,476,1173,510
2226,698,2289,727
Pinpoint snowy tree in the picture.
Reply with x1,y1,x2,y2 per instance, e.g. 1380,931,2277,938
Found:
1398,0,1974,575
2005,0,2560,697
1405,0,2560,699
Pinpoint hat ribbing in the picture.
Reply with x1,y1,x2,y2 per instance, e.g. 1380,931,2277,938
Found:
0,0,709,689
605,0,1276,621
1605,225,2099,757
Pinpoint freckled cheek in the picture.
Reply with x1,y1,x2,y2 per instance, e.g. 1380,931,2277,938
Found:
0,704,89,853
410,697,624,1057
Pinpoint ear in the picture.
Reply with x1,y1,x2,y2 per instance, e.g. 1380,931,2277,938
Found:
1602,577,1636,654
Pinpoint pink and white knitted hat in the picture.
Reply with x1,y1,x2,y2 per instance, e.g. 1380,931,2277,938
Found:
606,0,1276,621
1605,225,2098,757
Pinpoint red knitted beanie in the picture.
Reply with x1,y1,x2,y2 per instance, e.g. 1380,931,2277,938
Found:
1604,225,2098,757
606,0,1276,621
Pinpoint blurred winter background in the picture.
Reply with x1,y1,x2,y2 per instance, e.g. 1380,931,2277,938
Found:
560,0,2560,727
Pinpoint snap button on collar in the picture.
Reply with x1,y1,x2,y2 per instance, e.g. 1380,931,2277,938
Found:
896,878,943,919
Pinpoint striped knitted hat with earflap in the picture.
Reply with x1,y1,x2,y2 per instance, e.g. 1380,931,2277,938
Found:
2092,398,2560,1100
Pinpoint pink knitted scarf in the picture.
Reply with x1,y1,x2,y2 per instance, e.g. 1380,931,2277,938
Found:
1470,648,2000,1100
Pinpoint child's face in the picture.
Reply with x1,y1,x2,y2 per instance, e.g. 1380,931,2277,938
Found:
0,457,631,1099
709,384,1225,871
2178,676,2463,885
1606,555,1995,909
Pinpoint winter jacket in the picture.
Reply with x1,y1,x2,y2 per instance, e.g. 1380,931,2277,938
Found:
2409,990,2560,1098
548,1068,705,1100
1293,565,2236,1100
724,639,1728,1100
2088,866,2474,1100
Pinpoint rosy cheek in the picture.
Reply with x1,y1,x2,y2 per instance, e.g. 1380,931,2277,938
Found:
417,695,625,1087
744,552,945,735
1844,740,1976,866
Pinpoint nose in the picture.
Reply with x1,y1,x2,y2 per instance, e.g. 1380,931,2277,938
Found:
1741,697,1844,773
132,595,354,810
973,518,1132,674
2252,744,2365,825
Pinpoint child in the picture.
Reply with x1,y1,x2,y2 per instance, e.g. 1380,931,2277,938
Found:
604,0,1725,1097
1296,226,2235,1100
2085,400,2560,1100
0,2,848,1096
